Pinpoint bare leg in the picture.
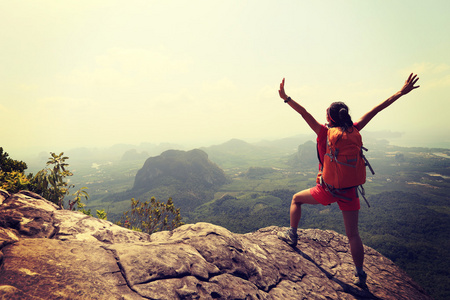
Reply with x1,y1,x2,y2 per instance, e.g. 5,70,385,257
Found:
342,210,364,269
279,188,321,246
290,189,320,228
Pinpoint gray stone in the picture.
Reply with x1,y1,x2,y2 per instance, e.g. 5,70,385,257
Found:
0,191,432,300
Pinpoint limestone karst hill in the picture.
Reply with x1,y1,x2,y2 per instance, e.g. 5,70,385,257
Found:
133,149,228,192
128,149,229,212
0,191,431,300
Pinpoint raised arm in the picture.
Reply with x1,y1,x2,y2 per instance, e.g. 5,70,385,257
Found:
279,78,322,135
356,73,420,130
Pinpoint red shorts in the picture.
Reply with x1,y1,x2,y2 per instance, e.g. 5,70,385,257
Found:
310,184,360,211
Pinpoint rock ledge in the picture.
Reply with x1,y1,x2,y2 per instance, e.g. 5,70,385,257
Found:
0,191,431,299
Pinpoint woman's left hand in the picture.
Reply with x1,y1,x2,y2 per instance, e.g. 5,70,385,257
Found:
399,73,420,95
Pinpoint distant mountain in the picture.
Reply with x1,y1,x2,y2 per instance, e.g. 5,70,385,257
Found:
201,138,294,169
288,140,318,170
121,149,149,161
254,134,315,151
131,149,229,212
204,136,315,155
203,138,259,154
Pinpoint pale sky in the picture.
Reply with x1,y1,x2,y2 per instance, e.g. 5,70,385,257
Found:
1,0,449,157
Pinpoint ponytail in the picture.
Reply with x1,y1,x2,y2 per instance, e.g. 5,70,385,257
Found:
328,102,353,131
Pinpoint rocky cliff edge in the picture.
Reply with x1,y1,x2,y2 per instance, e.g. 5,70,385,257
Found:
0,191,430,300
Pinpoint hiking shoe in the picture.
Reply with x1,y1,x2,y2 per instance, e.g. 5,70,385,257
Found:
277,229,298,247
353,270,367,287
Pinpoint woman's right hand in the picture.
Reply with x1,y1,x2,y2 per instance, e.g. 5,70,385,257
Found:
278,78,321,134
278,78,289,101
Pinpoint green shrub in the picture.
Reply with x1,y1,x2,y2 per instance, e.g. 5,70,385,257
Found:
0,170,30,193
117,197,184,234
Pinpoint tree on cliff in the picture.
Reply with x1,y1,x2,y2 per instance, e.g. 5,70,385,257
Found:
0,147,27,173
30,152,106,217
31,152,75,208
0,148,93,213
0,147,30,192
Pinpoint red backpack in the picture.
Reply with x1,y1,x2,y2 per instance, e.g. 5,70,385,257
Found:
320,126,374,205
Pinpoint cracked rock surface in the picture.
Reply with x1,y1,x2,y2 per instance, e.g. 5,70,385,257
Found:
0,191,431,300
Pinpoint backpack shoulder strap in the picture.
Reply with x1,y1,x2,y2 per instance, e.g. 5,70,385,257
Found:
317,142,323,168
326,127,344,159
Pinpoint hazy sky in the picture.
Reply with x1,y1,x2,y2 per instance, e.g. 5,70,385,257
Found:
1,0,449,157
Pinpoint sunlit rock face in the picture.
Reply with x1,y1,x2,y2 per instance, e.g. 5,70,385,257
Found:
0,191,431,300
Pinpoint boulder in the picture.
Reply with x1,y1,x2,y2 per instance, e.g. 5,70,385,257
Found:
0,191,431,300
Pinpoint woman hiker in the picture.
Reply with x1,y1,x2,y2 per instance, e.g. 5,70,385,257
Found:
276,73,420,286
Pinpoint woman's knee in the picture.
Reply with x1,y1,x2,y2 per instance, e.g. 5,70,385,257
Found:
291,194,302,204
292,189,318,205
291,198,303,209
346,230,361,241
342,210,360,240
292,192,307,204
